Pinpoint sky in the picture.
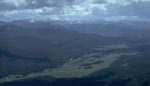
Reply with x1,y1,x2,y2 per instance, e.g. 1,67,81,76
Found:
0,0,150,21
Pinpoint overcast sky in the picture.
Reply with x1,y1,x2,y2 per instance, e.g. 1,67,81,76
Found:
0,0,150,21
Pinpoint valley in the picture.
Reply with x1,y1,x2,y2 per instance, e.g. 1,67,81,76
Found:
0,44,138,83
1,20,150,86
1,0,150,85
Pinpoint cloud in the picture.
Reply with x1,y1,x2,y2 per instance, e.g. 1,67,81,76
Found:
106,0,131,5
0,0,150,21
3,0,27,7
63,1,108,16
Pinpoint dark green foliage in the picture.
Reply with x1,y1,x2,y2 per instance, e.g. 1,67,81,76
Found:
0,23,114,78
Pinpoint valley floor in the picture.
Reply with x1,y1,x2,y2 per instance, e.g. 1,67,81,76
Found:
0,44,138,83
